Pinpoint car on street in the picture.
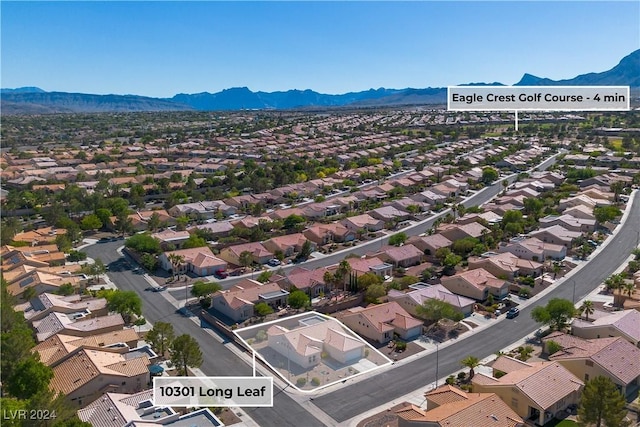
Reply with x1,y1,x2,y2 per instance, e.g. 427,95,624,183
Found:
506,307,520,319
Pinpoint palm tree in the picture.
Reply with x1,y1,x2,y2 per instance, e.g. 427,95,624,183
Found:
552,262,562,280
604,273,625,307
460,355,480,380
167,253,185,280
335,260,352,291
623,282,636,299
579,300,595,321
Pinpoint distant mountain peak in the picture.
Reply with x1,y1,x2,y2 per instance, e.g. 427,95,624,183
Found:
1,86,46,94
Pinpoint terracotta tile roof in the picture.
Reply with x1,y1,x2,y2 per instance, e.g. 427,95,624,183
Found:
546,333,640,384
225,242,273,258
78,390,155,426
50,348,149,396
213,279,285,308
400,386,523,427
491,362,582,410
286,267,330,290
442,268,506,291
574,309,640,343
346,256,388,275
383,244,423,262
388,284,475,310
267,318,364,358
339,302,422,334
163,247,226,268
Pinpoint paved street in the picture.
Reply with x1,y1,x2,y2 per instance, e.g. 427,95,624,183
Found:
311,190,640,423
83,242,325,427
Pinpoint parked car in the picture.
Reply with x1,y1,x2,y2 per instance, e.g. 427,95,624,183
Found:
214,269,228,279
267,258,281,267
506,307,520,319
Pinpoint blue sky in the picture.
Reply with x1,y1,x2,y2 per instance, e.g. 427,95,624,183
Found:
2,1,639,98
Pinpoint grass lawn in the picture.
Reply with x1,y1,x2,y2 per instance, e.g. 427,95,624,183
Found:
609,138,623,149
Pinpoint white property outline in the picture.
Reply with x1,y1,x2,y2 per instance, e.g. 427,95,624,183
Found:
233,311,393,393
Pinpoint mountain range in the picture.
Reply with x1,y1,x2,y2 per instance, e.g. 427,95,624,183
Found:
2,50,638,114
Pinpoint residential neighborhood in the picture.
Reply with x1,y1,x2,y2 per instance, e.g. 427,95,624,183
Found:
2,107,640,427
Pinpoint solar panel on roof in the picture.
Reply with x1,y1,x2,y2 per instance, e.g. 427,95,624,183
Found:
20,277,35,288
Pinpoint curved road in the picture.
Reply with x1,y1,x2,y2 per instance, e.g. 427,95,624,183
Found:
83,242,325,427
312,190,640,423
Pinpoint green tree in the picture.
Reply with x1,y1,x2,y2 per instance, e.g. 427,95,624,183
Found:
80,214,102,232
481,167,499,184
95,208,113,229
167,253,186,278
523,198,544,219
388,232,408,247
256,271,273,283
1,327,36,384
147,212,162,231
106,290,142,324
254,302,274,317
190,281,221,300
182,234,207,249
442,253,463,275
170,334,203,376
460,355,480,379
140,252,158,271
238,251,253,269
594,205,622,224
288,290,310,309
6,357,53,399
578,376,630,427
283,214,305,230
55,234,73,253
297,240,313,261
0,398,26,427
356,272,383,291
531,298,575,330
125,233,161,254
365,283,387,303
55,283,76,296
82,258,106,283
416,299,463,322
146,321,175,358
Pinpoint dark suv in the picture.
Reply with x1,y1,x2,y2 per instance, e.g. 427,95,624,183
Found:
506,307,520,319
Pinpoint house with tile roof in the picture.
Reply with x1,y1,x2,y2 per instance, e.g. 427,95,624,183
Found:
188,220,235,238
570,309,640,347
472,356,583,426
341,214,385,232
266,317,365,369
284,267,332,297
6,269,85,302
542,333,640,396
150,229,191,249
497,237,566,262
407,234,453,259
345,256,393,279
468,252,543,280
539,214,596,233
438,222,490,242
388,283,475,317
336,301,423,344
529,225,582,248
33,313,126,342
303,223,356,246
218,242,273,266
378,244,423,268
12,226,67,246
17,293,108,324
557,194,610,212
263,233,316,258
159,247,227,277
34,329,141,366
440,268,509,301
395,385,524,427
210,279,289,322
77,390,224,427
50,347,150,407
